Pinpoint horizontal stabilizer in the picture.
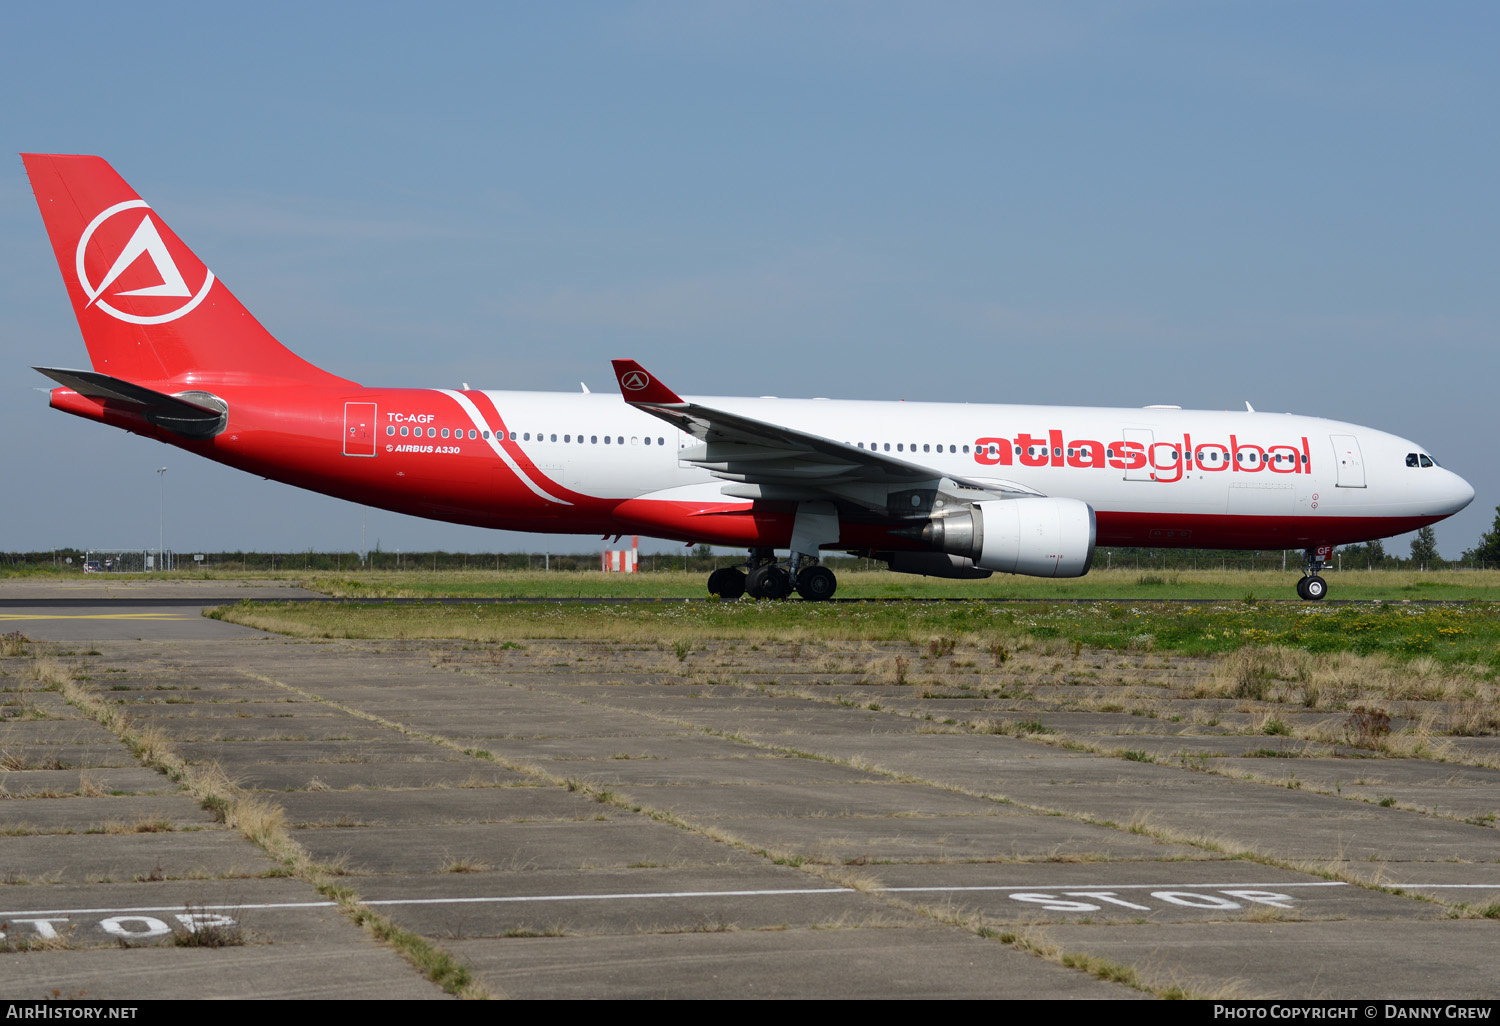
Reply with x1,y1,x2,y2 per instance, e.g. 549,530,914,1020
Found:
35,367,226,439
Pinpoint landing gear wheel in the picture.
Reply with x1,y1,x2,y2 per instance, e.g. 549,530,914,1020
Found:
795,565,837,602
1295,577,1310,600
746,564,791,600
1303,575,1328,601
707,567,746,599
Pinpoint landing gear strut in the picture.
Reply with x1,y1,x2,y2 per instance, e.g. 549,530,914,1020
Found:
1296,547,1330,601
702,547,838,601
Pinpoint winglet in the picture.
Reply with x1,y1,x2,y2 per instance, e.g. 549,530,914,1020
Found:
611,360,684,405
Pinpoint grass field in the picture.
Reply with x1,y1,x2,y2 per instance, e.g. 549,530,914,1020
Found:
312,567,1500,602
212,590,1500,673
212,594,1500,771
25,565,1500,602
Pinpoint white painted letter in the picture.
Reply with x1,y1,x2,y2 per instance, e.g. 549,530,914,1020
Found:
1009,892,1102,912
99,915,171,939
1221,890,1296,909
1151,890,1241,909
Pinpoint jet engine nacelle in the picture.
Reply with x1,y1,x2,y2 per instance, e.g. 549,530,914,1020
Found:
919,497,1096,578
880,551,994,580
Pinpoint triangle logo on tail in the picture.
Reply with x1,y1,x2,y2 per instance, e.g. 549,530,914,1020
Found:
76,200,215,325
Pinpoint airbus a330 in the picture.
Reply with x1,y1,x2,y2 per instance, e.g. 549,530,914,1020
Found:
21,154,1474,601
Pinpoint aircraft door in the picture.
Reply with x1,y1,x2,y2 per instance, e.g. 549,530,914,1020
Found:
1122,428,1153,481
344,402,377,457
1330,434,1366,488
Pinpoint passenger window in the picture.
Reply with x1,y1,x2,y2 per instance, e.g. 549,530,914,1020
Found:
564,434,571,443
427,427,436,438
658,437,665,446
400,426,408,437
551,434,557,442
386,426,395,436
470,430,477,439
604,435,611,444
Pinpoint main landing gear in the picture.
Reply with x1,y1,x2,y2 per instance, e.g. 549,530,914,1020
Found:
705,549,838,602
1295,547,1330,602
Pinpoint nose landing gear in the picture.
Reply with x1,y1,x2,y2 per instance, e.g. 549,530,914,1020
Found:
1296,546,1331,601
1295,575,1327,601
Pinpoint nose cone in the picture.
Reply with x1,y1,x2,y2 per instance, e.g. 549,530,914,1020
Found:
1434,468,1476,516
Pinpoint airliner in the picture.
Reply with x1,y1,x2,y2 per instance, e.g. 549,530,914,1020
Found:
20,154,1474,601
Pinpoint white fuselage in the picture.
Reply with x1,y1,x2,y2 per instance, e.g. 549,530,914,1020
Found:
462,391,1471,548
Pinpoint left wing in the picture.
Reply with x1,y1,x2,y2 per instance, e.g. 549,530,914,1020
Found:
610,359,1040,514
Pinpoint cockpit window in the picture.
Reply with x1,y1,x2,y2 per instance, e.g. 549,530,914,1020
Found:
1406,453,1419,467
1419,454,1434,468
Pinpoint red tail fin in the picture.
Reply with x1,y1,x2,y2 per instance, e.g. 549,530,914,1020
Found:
21,154,354,389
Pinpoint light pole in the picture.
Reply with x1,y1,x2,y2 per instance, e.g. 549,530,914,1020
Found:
156,467,167,572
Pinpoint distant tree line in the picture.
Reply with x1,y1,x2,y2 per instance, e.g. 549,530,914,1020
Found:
6,509,1500,572
0,548,887,574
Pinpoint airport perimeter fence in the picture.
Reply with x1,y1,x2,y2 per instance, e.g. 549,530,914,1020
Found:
2,549,178,572
3,549,1499,574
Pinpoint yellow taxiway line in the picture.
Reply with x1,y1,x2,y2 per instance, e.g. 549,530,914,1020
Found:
0,613,193,621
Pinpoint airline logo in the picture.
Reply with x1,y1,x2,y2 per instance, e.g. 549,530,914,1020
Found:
75,200,215,325
974,430,1312,483
621,370,651,392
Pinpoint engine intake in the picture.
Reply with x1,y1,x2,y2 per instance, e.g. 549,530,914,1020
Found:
919,498,1096,578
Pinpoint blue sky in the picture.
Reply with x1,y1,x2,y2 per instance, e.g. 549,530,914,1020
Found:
2,2,1495,558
